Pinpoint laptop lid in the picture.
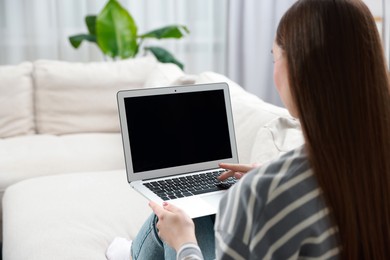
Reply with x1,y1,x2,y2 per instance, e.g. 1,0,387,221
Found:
117,82,239,183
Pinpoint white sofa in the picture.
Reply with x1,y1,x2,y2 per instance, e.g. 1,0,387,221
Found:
0,56,303,259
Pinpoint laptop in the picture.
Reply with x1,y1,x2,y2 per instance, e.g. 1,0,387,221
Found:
117,82,239,218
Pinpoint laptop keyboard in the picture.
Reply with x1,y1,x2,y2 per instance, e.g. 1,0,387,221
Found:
143,170,237,201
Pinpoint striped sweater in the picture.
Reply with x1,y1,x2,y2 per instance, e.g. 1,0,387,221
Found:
214,146,340,259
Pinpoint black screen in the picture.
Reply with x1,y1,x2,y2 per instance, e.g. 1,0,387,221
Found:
124,89,232,173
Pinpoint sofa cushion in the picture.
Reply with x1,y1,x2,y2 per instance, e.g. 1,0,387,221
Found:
143,62,185,88
194,72,298,163
0,133,124,197
249,117,304,163
0,62,34,138
2,170,151,260
34,56,159,135
145,69,303,163
0,133,125,232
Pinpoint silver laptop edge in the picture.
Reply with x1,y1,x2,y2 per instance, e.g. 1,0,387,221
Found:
117,82,239,218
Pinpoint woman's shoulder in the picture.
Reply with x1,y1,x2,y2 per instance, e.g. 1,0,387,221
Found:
216,146,336,259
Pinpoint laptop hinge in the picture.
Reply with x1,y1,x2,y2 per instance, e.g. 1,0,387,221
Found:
142,168,222,182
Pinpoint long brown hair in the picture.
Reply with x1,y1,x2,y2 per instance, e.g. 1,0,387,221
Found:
276,0,390,259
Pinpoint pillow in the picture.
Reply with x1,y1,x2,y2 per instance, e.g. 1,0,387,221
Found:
34,56,158,135
249,117,304,164
194,71,292,163
0,62,34,138
143,62,185,88
183,71,303,163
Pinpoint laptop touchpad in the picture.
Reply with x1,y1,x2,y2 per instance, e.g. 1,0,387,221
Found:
200,192,224,209
170,193,224,218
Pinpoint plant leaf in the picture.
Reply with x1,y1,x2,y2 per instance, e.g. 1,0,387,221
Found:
139,25,189,39
145,46,184,70
85,15,97,36
96,0,138,59
69,34,97,48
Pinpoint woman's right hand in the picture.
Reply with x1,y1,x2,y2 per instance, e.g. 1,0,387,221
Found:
149,201,197,252
218,163,260,181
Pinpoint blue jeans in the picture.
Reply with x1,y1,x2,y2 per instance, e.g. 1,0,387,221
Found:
131,214,216,260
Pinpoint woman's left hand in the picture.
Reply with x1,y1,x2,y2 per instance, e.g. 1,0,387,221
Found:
149,201,198,251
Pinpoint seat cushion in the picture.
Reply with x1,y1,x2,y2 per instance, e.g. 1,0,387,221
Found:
2,170,151,260
0,133,125,228
0,133,124,196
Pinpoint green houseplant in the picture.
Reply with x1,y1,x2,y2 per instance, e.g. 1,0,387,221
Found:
69,0,189,69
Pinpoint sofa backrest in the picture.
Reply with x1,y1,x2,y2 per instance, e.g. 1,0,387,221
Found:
0,56,162,138
0,57,304,164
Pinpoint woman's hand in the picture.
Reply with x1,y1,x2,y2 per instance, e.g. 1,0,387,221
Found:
149,201,197,252
218,163,260,181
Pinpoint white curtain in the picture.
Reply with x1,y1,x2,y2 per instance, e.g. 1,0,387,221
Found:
226,0,296,106
0,0,106,64
384,0,390,68
0,0,227,75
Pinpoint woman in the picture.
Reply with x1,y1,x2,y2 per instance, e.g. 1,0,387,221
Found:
107,0,390,259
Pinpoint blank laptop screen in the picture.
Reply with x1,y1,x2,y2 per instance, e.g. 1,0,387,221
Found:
124,89,232,173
